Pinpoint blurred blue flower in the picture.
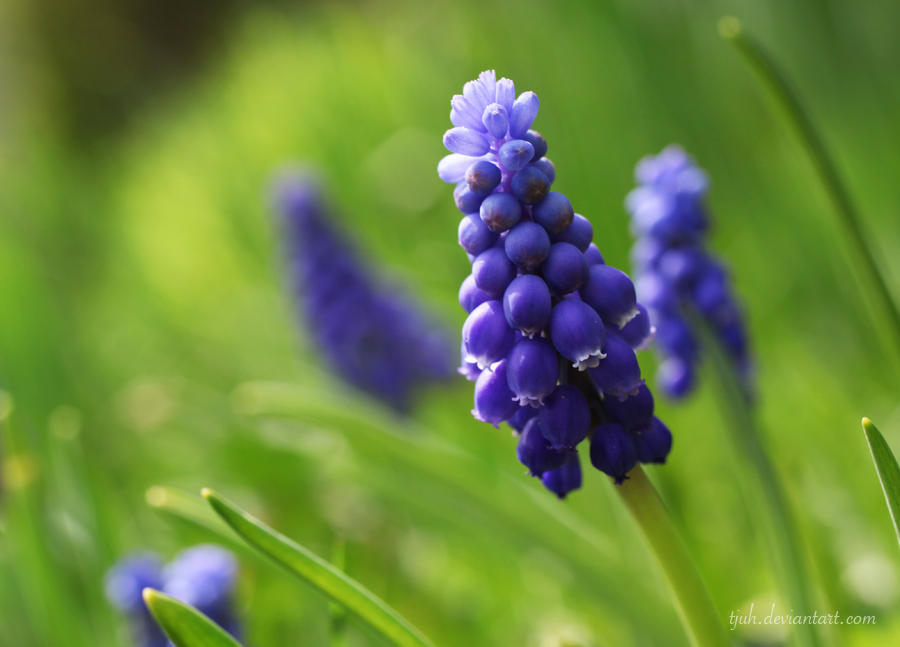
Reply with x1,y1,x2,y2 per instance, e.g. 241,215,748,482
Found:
627,145,753,399
440,71,671,494
105,553,167,647
163,545,240,638
105,545,239,647
274,171,454,413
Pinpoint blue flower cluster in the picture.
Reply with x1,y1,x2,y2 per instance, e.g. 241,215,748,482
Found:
626,145,752,398
440,71,672,496
275,172,454,413
105,545,240,647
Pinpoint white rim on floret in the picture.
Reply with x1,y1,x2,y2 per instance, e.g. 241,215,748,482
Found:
572,347,607,371
463,352,502,372
513,394,546,408
614,305,642,329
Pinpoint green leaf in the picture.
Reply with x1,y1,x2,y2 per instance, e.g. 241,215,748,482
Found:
146,485,248,553
720,16,900,365
202,488,436,647
691,308,821,647
862,417,900,547
142,588,244,647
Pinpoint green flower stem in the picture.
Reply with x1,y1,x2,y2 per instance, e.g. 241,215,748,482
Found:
719,16,900,365
698,315,822,647
616,465,730,647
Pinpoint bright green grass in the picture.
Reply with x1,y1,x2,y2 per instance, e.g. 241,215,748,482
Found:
2,1,900,646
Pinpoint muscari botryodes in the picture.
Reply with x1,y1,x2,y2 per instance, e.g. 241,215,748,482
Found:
438,70,673,496
274,173,454,413
105,545,240,647
627,145,753,399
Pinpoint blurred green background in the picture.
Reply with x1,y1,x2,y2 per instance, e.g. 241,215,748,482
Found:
1,0,899,645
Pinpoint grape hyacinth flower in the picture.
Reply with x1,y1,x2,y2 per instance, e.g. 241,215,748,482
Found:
439,71,671,497
275,171,454,413
105,554,168,647
105,545,240,647
163,545,241,637
626,145,752,399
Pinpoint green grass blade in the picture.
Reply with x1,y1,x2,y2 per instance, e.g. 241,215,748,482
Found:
329,537,350,647
232,380,617,562
719,16,900,367
862,418,900,548
142,589,244,647
145,485,249,552
691,310,821,647
202,488,436,647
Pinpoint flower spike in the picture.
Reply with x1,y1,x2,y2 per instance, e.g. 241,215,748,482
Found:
440,72,672,496
626,145,753,399
275,171,454,412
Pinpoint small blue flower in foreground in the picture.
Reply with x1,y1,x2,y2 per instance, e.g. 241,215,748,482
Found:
105,554,167,647
105,545,240,647
275,171,454,413
626,145,753,399
440,71,672,496
163,545,240,637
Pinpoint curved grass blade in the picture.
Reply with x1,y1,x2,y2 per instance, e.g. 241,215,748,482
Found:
862,418,900,548
230,379,679,644
146,485,241,547
202,488,436,647
719,16,900,366
142,589,244,647
233,380,616,561
329,537,349,647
